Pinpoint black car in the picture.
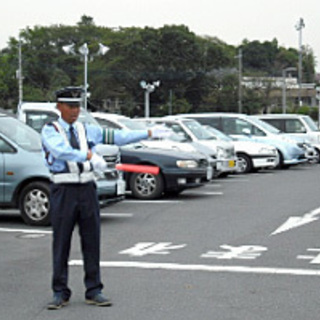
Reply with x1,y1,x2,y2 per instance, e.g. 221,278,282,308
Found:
120,143,209,200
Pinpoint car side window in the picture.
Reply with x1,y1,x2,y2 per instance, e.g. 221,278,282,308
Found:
263,119,283,131
222,118,250,135
285,119,306,133
0,137,15,153
194,117,220,129
26,111,59,132
251,125,266,136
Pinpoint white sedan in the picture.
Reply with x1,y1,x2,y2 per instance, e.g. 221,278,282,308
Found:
204,126,278,173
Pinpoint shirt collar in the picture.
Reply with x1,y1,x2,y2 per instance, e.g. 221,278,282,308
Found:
58,118,76,131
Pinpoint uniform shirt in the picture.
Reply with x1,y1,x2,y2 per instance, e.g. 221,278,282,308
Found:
41,117,149,173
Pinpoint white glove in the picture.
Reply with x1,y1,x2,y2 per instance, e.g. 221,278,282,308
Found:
150,124,173,139
90,153,107,172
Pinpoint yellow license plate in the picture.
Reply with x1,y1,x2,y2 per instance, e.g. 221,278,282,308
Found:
228,160,235,167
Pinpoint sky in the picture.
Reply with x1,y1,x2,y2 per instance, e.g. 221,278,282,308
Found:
1,0,320,72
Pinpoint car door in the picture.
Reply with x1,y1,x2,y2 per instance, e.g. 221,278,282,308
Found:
0,136,16,203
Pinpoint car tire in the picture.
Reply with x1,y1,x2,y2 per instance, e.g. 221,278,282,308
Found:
19,181,51,226
129,172,164,200
236,153,252,173
309,148,320,164
275,150,290,169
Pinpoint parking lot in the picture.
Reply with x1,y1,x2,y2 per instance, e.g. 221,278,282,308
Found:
1,163,320,320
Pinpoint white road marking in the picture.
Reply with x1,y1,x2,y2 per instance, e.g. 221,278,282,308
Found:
100,213,133,217
271,206,320,235
203,192,223,195
69,260,320,276
124,200,183,204
0,227,52,234
220,178,249,182
204,183,222,187
187,191,223,195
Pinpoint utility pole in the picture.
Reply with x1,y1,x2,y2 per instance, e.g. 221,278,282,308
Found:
295,18,305,106
17,38,23,109
235,49,243,113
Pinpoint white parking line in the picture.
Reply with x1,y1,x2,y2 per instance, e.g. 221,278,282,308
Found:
69,260,320,277
0,227,52,234
100,213,133,217
124,200,183,204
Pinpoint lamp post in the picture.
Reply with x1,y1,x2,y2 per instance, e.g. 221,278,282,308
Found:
295,18,305,106
282,67,297,113
16,37,23,109
235,49,243,113
140,80,160,117
62,43,109,110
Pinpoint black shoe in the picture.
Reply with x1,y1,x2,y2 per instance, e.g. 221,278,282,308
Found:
47,295,69,310
85,293,112,307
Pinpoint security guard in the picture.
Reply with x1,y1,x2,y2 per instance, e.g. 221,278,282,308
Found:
42,87,168,310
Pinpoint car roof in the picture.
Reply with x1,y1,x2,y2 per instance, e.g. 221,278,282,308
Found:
175,113,248,118
91,112,130,120
19,102,57,111
254,114,308,119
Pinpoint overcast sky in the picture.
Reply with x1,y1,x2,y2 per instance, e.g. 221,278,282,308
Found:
2,0,320,72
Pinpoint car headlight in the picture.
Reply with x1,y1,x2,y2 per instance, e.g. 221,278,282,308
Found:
176,160,198,168
216,146,226,158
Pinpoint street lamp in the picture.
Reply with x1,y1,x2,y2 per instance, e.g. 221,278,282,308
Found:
282,67,297,113
140,80,160,117
62,43,109,110
295,17,305,106
234,49,243,113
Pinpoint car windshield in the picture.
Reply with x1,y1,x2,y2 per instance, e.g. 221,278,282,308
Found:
0,117,42,151
118,118,148,130
182,120,216,140
204,125,232,141
249,116,281,134
303,116,319,131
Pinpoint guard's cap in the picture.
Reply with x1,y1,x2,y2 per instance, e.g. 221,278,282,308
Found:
55,86,84,106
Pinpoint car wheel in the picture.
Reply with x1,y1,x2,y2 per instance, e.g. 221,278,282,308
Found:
309,148,320,164
129,172,164,200
19,182,51,226
236,153,252,173
275,150,290,169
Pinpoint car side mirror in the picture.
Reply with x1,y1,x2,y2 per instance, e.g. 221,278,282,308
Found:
242,128,251,136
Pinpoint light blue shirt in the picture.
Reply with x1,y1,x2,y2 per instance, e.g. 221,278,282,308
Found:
41,117,149,173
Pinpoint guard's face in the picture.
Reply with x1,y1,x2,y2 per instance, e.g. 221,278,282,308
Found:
57,103,81,124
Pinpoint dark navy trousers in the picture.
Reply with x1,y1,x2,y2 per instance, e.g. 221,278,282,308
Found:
49,181,103,299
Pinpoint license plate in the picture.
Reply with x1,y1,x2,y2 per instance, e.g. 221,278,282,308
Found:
228,160,235,167
117,179,126,195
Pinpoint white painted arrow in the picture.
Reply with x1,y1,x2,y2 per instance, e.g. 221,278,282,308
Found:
271,207,320,236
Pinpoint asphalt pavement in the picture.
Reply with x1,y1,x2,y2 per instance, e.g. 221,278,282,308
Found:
1,163,320,320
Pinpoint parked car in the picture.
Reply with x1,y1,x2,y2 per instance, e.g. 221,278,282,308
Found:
177,113,310,169
133,117,237,177
0,113,52,226
120,143,209,199
92,112,216,180
0,113,124,226
17,102,102,132
203,125,277,173
253,114,320,163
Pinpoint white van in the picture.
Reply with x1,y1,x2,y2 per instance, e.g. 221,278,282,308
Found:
17,102,100,132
